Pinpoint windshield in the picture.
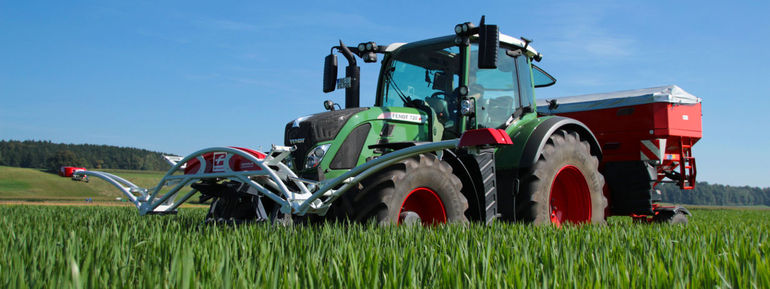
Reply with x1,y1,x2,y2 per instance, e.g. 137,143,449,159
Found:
381,40,537,132
382,44,461,131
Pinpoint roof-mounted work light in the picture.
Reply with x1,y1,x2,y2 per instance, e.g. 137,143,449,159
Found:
357,41,379,63
454,22,476,36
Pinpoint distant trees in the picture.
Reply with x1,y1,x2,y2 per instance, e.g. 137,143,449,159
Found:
46,150,85,171
658,182,770,206
0,140,171,171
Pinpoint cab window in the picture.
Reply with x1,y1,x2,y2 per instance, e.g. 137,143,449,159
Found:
470,45,519,129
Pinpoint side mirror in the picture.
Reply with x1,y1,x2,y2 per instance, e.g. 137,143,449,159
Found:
323,54,338,93
477,24,499,69
547,99,559,111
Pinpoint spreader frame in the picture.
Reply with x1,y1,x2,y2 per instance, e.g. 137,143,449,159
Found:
74,139,474,217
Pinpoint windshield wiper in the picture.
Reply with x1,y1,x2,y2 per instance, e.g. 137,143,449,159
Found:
384,67,412,106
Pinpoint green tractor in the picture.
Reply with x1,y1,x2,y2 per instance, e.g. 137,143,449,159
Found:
75,17,608,226
280,17,606,225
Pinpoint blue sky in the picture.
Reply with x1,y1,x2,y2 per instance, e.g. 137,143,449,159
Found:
1,0,768,187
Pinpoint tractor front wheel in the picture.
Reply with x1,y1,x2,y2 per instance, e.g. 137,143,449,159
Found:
516,129,607,225
330,153,468,225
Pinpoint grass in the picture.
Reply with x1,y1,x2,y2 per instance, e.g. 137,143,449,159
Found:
0,206,767,288
0,166,178,201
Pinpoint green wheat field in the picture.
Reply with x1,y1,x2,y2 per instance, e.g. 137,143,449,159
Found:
0,206,767,289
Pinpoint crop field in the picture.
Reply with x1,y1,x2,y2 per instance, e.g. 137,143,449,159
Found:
1,206,767,289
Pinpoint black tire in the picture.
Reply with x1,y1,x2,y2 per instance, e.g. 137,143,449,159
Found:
205,194,290,225
516,129,607,225
205,196,264,224
329,153,468,225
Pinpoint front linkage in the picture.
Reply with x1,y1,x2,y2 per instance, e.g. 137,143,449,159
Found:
73,129,511,222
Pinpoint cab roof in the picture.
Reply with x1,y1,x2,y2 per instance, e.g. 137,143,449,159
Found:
384,33,541,59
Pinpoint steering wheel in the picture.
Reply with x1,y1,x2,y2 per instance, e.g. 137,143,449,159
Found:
429,91,453,112
427,91,457,126
430,91,448,99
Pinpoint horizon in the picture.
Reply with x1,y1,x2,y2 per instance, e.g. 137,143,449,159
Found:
1,1,768,187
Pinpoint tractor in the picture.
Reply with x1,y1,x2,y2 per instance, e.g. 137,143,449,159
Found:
75,17,700,225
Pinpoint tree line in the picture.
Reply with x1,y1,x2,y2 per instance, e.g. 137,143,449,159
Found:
0,140,172,172
658,182,770,206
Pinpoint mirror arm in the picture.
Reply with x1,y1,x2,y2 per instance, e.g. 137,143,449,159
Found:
338,40,357,65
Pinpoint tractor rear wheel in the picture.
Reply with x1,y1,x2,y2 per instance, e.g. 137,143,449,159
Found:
516,129,607,225
330,153,468,225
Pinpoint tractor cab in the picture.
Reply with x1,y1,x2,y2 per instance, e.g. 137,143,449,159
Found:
375,36,551,138
323,21,556,140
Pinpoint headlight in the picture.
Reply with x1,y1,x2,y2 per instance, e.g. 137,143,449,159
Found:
283,155,294,169
305,144,331,169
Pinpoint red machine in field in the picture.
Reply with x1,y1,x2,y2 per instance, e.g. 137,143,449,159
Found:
538,85,701,222
59,166,87,177
60,166,89,182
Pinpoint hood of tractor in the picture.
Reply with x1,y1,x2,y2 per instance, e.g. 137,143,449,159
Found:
284,107,369,169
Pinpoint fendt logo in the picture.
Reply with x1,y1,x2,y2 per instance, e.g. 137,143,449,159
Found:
376,112,424,123
212,152,227,172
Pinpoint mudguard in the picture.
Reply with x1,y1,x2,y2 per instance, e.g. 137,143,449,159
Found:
519,116,602,169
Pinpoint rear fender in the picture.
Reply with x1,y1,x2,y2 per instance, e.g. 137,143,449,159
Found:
519,116,602,169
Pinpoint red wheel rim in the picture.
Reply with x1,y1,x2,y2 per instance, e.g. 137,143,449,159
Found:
398,187,447,225
549,165,592,226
